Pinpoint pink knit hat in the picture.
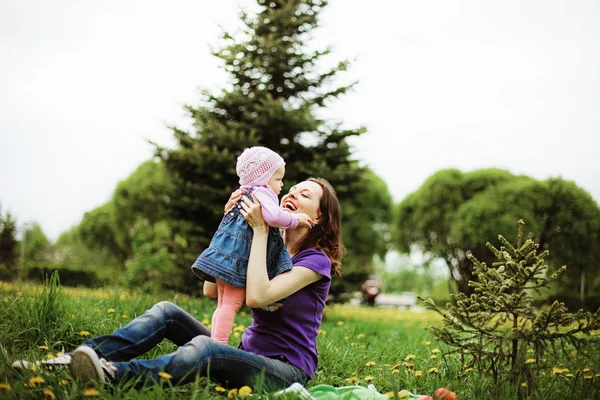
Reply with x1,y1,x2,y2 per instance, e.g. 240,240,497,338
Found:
236,146,285,186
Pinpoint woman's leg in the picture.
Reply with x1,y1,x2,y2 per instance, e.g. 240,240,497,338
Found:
113,336,309,390
211,280,245,344
83,301,210,362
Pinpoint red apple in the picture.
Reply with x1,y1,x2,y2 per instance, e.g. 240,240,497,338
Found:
433,388,456,400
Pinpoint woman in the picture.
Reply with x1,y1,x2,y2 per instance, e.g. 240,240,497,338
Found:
68,178,343,391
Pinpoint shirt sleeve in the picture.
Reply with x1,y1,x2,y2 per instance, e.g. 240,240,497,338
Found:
253,188,299,229
292,249,332,281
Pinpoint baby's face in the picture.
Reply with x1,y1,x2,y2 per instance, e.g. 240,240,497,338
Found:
268,166,285,195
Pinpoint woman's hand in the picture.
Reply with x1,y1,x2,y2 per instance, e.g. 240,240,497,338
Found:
224,189,243,214
239,195,268,233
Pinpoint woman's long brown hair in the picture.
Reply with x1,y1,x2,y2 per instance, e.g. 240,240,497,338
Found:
292,178,345,276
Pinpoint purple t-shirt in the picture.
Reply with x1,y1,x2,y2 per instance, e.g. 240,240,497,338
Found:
241,248,331,378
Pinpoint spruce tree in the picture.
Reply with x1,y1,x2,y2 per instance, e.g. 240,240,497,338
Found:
156,0,366,276
420,220,600,386
0,205,19,269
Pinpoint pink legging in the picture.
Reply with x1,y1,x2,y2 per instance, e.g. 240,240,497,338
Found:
211,279,246,344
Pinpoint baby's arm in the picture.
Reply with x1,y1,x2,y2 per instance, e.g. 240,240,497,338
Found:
253,189,299,229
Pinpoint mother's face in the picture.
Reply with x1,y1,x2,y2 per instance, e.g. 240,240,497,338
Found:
281,180,323,223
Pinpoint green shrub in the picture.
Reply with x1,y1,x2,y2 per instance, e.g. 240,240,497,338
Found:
22,262,113,287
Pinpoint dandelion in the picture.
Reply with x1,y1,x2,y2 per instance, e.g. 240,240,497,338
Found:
345,336,349,340
364,376,373,382
431,348,440,354
584,375,593,380
384,392,395,398
405,354,416,361
227,389,238,399
527,349,534,353
43,388,56,399
414,370,423,377
215,386,227,392
107,308,116,313
391,369,400,374
83,388,100,397
28,376,45,386
566,373,574,377
234,325,246,333
337,321,344,326
202,318,210,325
39,345,49,350
423,341,431,346
583,368,591,373
521,383,527,388
158,372,172,379
0,383,11,392
356,333,365,339
365,361,376,367
428,367,438,374
552,367,565,375
60,380,69,385
397,391,411,398
122,314,127,319
526,359,536,364
390,363,401,370
79,331,90,337
238,386,252,397
345,377,359,384
430,355,437,360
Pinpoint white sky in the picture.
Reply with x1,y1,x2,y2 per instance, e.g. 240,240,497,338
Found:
1,0,599,241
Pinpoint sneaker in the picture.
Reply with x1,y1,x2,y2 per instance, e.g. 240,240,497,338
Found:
69,346,116,383
12,353,72,371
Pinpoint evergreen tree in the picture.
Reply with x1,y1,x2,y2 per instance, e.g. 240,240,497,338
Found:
420,220,600,387
156,0,369,279
0,205,19,274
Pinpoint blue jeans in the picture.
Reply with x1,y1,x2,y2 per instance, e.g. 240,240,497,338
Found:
83,301,308,389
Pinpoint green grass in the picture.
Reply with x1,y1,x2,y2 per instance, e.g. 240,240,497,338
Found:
0,277,599,399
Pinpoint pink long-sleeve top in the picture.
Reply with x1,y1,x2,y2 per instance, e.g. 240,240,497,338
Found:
242,185,299,230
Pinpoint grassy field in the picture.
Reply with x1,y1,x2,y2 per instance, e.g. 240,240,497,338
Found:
0,278,599,399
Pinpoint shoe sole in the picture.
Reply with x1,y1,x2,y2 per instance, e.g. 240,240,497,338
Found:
69,346,103,383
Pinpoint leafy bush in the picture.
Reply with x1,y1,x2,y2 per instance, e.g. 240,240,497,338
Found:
22,262,114,287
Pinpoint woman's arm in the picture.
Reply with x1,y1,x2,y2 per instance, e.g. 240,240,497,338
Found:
240,196,322,308
203,281,217,298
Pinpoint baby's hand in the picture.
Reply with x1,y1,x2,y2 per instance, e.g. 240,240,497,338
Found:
297,213,314,228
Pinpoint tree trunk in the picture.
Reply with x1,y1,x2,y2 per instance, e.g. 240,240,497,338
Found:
580,270,586,308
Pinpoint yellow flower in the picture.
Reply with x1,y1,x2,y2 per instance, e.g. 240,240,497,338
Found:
79,331,90,337
391,369,400,374
365,361,376,367
0,383,11,392
527,349,534,353
584,375,593,380
28,376,45,385
107,308,116,313
428,367,438,374
83,388,100,397
526,359,536,364
43,388,56,399
47,353,55,359
397,391,411,398
39,345,49,350
364,376,373,382
552,367,565,375
215,386,227,392
345,377,359,384
337,321,344,326
390,363,401,370
345,336,349,340
356,333,365,339
318,329,327,335
566,373,574,377
582,368,591,373
227,388,238,399
60,380,69,385
414,370,423,377
464,367,473,373
158,371,172,379
430,355,437,360
405,354,416,361
521,383,527,388
423,341,431,346
384,392,395,398
233,325,246,333
202,318,210,325
238,386,252,397
431,348,440,354
122,314,128,319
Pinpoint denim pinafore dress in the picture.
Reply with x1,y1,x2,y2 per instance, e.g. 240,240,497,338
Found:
191,186,293,288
